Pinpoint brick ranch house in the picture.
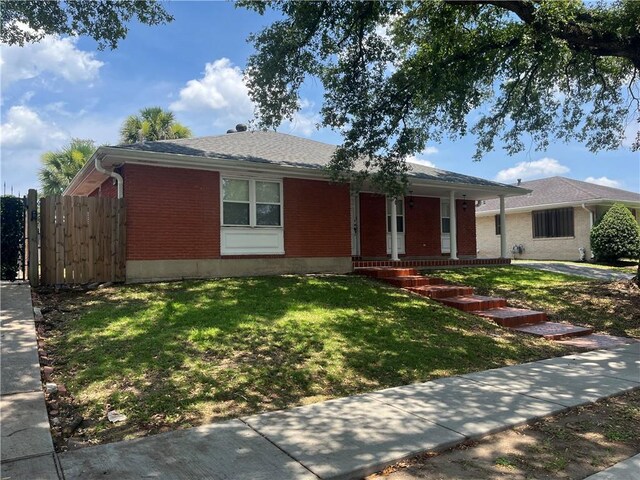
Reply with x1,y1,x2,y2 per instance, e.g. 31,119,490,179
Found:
476,176,640,261
64,131,527,282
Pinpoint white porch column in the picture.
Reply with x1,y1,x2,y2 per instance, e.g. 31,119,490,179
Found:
499,194,507,258
449,190,458,260
390,197,400,261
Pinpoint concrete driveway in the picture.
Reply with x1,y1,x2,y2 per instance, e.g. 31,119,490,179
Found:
513,260,636,282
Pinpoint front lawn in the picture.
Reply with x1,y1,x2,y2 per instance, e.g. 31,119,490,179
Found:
430,266,640,338
38,275,567,448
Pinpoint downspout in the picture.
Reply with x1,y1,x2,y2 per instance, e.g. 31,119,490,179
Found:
581,203,594,230
95,155,124,199
581,204,594,261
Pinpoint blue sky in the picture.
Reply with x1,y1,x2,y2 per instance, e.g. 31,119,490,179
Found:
1,1,639,196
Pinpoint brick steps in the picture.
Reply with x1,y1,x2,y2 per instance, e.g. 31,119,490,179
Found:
407,285,475,299
355,267,418,279
384,276,446,288
511,322,594,340
475,307,547,327
356,268,594,344
436,295,507,312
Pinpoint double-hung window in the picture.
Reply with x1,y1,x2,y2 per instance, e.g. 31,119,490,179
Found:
222,178,282,227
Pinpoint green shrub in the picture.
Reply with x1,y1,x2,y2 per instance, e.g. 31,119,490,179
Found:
590,203,640,262
1,196,25,281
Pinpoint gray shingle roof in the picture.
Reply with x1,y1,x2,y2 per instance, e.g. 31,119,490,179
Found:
477,176,640,212
111,130,513,188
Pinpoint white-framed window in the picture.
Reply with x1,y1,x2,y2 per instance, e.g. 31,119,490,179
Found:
386,198,405,233
222,177,282,227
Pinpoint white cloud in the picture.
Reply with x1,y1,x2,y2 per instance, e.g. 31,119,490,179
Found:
171,58,320,136
170,58,253,121
1,26,103,86
495,157,569,183
584,176,621,188
0,105,66,149
407,155,436,168
407,146,439,168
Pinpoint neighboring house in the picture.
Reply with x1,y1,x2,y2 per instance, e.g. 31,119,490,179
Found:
65,130,526,282
476,176,640,261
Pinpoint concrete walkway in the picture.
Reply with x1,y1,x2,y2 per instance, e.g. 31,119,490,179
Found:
513,260,635,282
58,343,640,480
583,453,640,480
2,282,638,480
1,281,61,479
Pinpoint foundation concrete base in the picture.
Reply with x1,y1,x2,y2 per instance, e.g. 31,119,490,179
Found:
126,257,352,283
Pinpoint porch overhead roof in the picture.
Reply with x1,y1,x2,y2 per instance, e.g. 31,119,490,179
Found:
65,131,528,199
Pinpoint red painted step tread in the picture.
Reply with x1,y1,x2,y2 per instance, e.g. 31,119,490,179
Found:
437,295,507,311
475,307,547,327
383,276,445,287
512,322,593,340
407,285,474,299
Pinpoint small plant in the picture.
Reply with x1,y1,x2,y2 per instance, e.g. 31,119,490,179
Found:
495,456,517,469
590,203,640,263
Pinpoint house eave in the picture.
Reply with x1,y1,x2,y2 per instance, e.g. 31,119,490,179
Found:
476,198,640,216
64,146,531,199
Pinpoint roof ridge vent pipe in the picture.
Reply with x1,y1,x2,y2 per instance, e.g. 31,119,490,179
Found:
95,155,124,199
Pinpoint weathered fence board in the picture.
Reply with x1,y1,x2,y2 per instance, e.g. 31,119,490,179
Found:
39,195,126,285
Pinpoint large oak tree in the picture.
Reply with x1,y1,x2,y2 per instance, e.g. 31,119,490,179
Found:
1,0,172,50
240,0,640,194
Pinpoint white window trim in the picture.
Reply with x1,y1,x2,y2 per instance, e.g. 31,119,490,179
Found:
221,176,284,228
385,197,405,234
385,196,406,255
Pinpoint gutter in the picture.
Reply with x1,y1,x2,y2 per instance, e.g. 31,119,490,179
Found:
95,147,529,198
476,199,640,216
94,152,124,199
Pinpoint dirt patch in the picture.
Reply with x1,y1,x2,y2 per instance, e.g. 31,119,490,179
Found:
369,390,640,480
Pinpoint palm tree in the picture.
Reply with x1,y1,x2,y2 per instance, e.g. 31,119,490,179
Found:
39,139,96,196
120,107,192,143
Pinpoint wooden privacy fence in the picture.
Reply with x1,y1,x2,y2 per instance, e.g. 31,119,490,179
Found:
39,195,126,285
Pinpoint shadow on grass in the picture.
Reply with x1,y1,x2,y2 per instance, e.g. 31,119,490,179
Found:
43,274,567,443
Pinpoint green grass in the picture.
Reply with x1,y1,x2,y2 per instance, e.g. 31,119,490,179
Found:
513,259,638,274
428,266,640,338
45,274,567,444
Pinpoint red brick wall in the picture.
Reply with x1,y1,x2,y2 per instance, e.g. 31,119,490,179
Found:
89,177,117,198
456,199,477,256
405,196,441,256
124,165,220,260
359,193,387,257
284,178,351,257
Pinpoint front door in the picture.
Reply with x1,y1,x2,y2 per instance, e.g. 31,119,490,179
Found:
350,194,360,256
441,200,451,253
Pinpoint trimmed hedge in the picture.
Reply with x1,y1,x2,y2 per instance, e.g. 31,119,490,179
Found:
1,196,25,281
590,203,640,262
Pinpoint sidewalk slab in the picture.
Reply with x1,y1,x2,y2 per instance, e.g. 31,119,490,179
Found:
243,394,464,480
1,331,42,395
462,362,639,408
609,343,640,356
367,376,566,438
1,391,54,462
0,454,60,480
538,350,640,384
583,454,640,480
59,419,316,480
1,283,42,396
